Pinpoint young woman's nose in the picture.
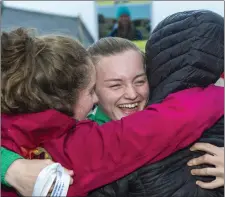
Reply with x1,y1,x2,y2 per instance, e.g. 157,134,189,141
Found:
124,85,138,100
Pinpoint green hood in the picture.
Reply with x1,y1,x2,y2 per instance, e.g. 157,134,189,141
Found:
87,106,111,125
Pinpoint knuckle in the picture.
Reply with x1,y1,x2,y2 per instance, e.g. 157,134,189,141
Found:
191,157,202,165
192,159,199,165
204,168,209,175
218,168,224,176
192,143,199,149
202,154,210,162
190,159,197,165
191,169,197,174
205,143,213,149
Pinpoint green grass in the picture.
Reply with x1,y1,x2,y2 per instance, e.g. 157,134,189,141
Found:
132,40,147,52
96,1,150,6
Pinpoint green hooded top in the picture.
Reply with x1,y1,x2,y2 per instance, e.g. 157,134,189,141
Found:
87,106,111,125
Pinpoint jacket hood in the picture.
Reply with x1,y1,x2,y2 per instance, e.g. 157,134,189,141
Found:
146,10,224,104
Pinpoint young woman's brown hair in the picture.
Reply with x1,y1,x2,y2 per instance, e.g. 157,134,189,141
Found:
1,27,92,116
87,37,145,67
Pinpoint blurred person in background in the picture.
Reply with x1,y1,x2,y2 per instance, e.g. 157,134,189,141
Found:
108,6,143,40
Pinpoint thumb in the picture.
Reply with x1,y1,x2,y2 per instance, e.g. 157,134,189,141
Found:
70,177,74,185
64,169,74,176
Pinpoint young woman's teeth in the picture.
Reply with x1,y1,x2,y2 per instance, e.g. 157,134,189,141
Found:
119,103,138,109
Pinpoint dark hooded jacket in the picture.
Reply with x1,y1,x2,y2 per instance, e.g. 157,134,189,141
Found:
89,10,224,197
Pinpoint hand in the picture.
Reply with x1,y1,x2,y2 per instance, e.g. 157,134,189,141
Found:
5,159,74,196
187,143,224,189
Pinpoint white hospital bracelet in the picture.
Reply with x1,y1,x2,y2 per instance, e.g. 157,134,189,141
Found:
32,163,70,197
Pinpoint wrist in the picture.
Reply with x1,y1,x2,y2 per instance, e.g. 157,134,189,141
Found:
5,159,24,188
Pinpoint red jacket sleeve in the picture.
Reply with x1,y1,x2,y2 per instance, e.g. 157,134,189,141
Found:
45,85,224,196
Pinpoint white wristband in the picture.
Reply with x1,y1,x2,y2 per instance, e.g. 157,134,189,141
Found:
32,163,70,197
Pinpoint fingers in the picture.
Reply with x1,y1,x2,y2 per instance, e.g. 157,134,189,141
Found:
64,169,74,176
188,143,224,190
64,168,74,185
191,167,223,177
190,143,222,156
196,179,224,189
187,154,215,166
70,177,74,185
68,170,74,176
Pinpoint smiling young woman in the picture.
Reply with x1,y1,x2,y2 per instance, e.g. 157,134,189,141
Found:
87,37,149,121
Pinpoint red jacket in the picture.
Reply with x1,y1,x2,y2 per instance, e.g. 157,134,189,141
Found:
1,85,224,196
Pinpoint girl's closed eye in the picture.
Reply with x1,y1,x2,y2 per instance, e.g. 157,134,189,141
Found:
135,79,146,86
109,84,122,89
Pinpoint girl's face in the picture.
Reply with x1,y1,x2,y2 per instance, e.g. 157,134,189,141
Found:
73,63,98,120
95,50,149,120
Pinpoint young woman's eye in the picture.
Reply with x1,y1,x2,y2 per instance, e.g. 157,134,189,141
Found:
109,84,121,89
135,80,146,85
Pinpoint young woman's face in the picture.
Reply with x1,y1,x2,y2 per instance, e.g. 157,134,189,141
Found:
119,14,130,26
73,63,98,120
95,50,149,120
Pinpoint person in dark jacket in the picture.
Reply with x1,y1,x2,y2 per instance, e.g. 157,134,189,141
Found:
89,10,224,197
108,6,143,40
